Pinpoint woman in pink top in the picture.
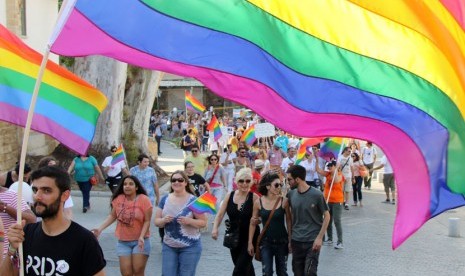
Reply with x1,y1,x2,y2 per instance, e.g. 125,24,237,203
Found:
92,175,153,276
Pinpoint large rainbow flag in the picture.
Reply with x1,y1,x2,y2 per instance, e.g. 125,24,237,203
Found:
185,90,205,114
50,0,465,248
0,24,107,154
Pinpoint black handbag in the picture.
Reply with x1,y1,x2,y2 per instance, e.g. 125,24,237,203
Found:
223,192,249,249
223,220,240,249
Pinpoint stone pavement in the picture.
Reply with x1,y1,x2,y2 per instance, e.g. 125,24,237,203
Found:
71,141,465,275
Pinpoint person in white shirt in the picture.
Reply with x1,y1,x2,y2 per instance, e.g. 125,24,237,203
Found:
371,155,396,204
337,147,355,210
220,144,236,192
102,146,129,193
300,152,319,189
281,147,297,174
361,141,377,189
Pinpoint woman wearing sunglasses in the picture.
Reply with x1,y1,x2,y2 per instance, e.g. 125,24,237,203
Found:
205,155,227,212
212,168,260,275
155,171,207,276
248,172,291,275
92,175,152,275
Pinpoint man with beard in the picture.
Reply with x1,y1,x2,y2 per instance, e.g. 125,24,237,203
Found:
1,166,106,275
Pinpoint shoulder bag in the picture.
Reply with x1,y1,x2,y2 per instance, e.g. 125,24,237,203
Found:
223,192,249,249
255,197,281,261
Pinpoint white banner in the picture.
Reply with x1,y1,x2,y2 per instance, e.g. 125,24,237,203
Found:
254,123,276,138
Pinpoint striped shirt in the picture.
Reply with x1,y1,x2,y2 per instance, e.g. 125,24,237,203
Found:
0,189,31,254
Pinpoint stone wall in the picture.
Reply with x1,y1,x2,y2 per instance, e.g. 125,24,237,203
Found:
0,122,20,172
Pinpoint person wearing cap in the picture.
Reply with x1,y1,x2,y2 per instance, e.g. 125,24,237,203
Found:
256,149,271,175
0,163,32,188
315,160,345,250
251,160,264,196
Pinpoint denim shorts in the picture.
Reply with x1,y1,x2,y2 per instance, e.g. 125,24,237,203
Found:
117,238,151,256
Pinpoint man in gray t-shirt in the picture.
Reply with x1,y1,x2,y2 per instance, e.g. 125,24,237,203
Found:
287,165,330,276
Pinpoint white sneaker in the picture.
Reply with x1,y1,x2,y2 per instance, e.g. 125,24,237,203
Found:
323,240,333,246
334,242,344,249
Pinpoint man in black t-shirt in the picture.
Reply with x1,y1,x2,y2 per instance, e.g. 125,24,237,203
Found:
1,166,106,276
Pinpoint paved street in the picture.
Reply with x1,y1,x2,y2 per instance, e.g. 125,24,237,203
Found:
71,141,465,275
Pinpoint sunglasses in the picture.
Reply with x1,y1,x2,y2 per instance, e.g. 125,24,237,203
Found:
237,179,252,184
273,183,283,188
240,152,246,154
210,158,218,161
191,150,198,153
111,150,116,153
171,178,185,183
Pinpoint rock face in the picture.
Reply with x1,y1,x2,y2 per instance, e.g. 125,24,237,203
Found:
0,123,20,171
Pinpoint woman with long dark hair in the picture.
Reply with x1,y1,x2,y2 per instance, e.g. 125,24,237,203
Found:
92,175,152,276
351,152,363,206
248,172,291,276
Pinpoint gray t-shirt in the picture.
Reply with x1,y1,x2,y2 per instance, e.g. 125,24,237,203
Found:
287,187,328,242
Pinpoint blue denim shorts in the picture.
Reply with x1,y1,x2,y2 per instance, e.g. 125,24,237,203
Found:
117,238,151,256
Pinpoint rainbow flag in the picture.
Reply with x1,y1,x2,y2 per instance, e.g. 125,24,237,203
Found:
206,115,222,142
50,0,465,248
188,192,217,214
185,90,205,113
111,144,126,165
319,138,344,162
0,24,107,154
295,138,325,165
240,125,256,146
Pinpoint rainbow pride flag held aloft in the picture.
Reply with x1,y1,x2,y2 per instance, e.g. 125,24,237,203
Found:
185,90,205,114
319,138,344,162
50,0,465,248
0,24,107,154
240,125,256,146
206,115,222,142
188,192,217,214
111,144,126,165
295,138,325,165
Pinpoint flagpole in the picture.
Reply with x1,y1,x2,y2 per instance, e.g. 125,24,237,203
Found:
15,2,73,275
325,138,347,204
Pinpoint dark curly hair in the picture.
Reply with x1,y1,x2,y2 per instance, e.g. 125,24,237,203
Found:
258,171,280,196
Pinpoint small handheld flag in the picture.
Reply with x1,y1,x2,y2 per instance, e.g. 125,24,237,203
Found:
319,137,344,161
111,144,126,165
187,192,217,214
185,90,206,113
240,125,257,146
207,115,222,142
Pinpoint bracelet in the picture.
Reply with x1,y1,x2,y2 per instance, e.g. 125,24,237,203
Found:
7,243,17,257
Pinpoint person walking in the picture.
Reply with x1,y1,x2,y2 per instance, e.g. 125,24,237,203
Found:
1,166,106,275
212,168,260,276
185,145,208,177
286,165,330,276
102,146,129,194
130,154,160,206
92,175,152,276
361,141,377,189
67,154,105,213
351,153,363,206
220,144,237,193
185,161,209,197
154,171,207,276
337,147,355,210
0,162,32,188
315,160,345,250
204,155,227,212
248,172,291,276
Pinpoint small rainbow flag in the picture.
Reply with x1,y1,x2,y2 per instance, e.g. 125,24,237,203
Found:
319,137,344,161
207,115,222,141
185,90,205,113
295,137,325,165
188,192,217,214
111,144,126,165
240,125,257,146
0,24,107,154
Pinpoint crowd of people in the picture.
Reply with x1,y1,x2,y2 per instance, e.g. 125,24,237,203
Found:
0,110,396,275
